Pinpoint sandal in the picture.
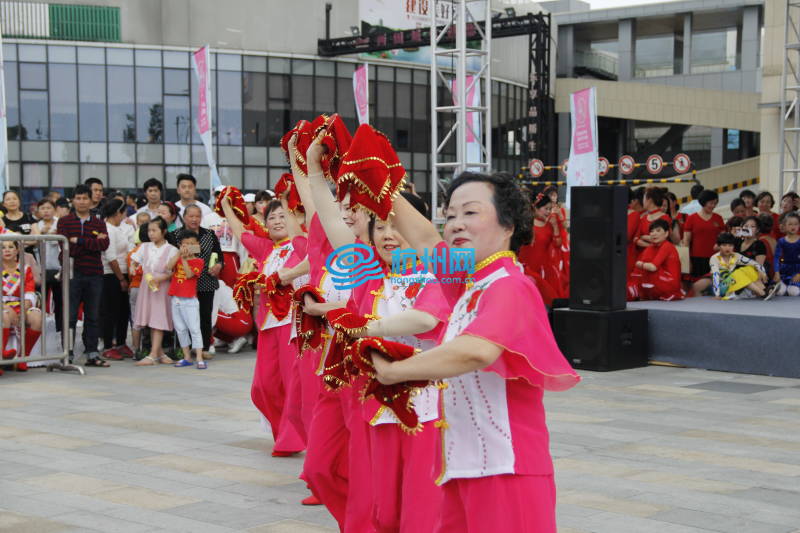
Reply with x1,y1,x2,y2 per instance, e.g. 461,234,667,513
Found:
174,359,194,367
197,361,207,369
86,358,111,367
158,356,173,365
135,356,156,366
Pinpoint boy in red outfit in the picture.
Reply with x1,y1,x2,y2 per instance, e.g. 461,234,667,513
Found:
627,219,685,301
167,232,207,368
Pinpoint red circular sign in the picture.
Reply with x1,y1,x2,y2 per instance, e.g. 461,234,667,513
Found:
646,154,664,175
673,153,692,174
598,157,609,177
618,155,635,175
528,158,544,178
561,159,569,176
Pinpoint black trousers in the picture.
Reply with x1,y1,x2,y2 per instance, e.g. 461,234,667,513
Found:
46,269,64,333
100,273,130,348
197,290,214,351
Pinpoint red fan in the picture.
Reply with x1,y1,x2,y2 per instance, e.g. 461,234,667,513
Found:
263,272,293,321
232,271,266,313
320,308,371,390
335,125,407,220
349,337,428,433
214,186,250,224
293,285,326,353
274,173,304,213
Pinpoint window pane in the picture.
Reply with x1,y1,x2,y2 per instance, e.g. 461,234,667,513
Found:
164,95,191,144
23,162,48,187
20,90,48,140
243,71,267,145
5,61,20,141
164,68,189,95
163,51,189,68
79,64,107,142
20,63,46,89
336,78,356,120
135,49,161,67
136,67,163,143
635,34,675,77
49,45,76,63
107,48,133,65
108,66,135,143
49,63,78,141
691,28,738,73
18,44,46,62
315,76,335,115
77,46,104,65
217,70,242,145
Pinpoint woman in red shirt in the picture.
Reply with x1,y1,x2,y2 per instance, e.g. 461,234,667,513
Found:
627,219,685,301
634,187,671,261
682,189,724,281
518,194,565,306
626,187,644,274
755,191,781,240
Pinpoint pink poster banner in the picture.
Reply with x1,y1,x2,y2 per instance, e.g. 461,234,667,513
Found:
566,87,598,207
353,64,369,125
571,88,594,155
193,46,211,135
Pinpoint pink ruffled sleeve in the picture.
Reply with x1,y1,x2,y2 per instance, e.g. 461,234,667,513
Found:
433,241,465,308
308,214,334,285
240,232,272,263
284,236,309,269
462,272,580,392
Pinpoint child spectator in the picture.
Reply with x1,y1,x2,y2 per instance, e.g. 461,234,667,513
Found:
769,212,800,298
168,232,206,369
627,219,684,301
54,198,70,219
127,213,150,359
739,216,768,268
131,217,178,366
703,232,767,299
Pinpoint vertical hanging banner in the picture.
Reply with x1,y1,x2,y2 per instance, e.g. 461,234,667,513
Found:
191,45,222,194
451,75,483,169
353,63,370,125
566,87,598,207
0,31,8,195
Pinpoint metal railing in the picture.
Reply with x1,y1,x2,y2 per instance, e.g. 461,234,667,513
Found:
0,233,81,375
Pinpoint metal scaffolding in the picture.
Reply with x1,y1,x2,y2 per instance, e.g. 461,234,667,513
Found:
780,0,800,193
430,0,492,222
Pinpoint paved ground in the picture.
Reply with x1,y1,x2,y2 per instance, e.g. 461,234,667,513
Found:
0,352,799,533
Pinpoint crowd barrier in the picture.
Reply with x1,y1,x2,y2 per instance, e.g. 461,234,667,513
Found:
0,233,82,375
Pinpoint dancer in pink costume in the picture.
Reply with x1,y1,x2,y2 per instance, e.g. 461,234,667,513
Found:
372,172,581,533
221,197,306,456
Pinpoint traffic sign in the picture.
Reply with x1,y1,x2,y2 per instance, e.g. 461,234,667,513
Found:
673,153,692,174
528,158,544,178
646,154,664,175
598,157,609,177
618,155,635,175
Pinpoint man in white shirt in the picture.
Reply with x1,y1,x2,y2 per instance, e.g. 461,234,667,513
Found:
176,174,213,222
679,184,705,215
131,178,164,222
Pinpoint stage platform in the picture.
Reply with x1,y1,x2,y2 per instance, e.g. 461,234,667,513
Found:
627,297,800,379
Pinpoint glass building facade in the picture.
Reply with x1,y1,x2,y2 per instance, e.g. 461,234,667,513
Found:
3,40,530,203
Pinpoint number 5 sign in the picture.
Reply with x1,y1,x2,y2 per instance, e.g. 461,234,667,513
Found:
646,154,664,175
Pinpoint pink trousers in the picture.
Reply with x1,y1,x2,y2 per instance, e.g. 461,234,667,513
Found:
368,421,442,533
286,347,322,443
436,474,556,533
250,325,305,453
302,386,375,533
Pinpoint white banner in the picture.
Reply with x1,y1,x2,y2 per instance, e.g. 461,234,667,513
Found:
191,45,222,195
359,0,456,30
353,64,369,125
0,30,7,195
566,87,598,207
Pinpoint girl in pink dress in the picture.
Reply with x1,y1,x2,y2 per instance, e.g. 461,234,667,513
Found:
131,217,179,366
221,196,306,456
372,172,581,532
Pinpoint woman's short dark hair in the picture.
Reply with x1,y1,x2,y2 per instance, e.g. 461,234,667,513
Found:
37,198,55,209
645,187,666,208
138,224,150,243
717,232,737,246
102,198,126,219
264,199,283,218
3,190,20,202
755,191,775,208
255,190,273,203
649,219,670,233
690,184,704,199
698,189,719,207
730,198,745,211
444,171,532,253
628,186,645,205
757,213,774,234
148,216,169,235
160,201,180,221
726,216,744,230
738,189,756,200
742,215,762,234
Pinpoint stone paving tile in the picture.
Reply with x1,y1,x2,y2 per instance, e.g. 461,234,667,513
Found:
1,353,799,532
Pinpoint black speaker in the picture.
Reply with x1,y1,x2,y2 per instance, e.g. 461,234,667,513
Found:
569,186,628,311
553,308,648,371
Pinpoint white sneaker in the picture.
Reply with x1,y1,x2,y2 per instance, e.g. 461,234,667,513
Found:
213,337,227,348
208,344,216,354
227,337,248,354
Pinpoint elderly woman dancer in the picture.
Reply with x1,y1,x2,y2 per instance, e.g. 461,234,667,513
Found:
372,172,580,532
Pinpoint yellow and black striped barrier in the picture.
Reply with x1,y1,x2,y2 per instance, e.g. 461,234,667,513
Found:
517,171,698,187
678,176,759,204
